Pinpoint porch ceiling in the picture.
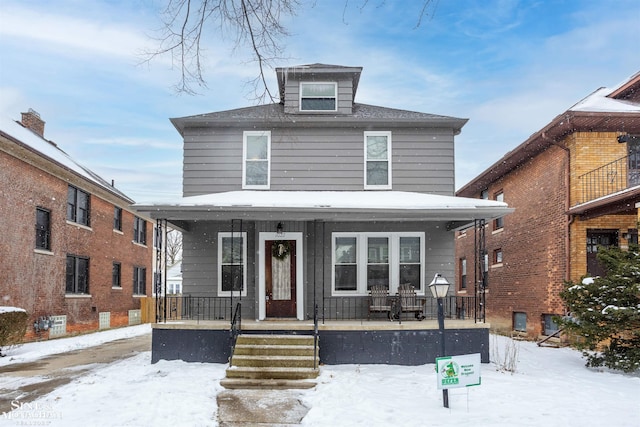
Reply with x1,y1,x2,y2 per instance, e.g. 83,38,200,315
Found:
134,190,512,228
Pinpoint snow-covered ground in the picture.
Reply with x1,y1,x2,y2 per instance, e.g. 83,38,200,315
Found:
1,324,638,426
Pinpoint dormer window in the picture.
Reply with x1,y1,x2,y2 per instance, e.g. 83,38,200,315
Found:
300,82,337,111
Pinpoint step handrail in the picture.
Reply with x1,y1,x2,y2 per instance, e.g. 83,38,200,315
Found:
229,302,242,367
313,302,319,369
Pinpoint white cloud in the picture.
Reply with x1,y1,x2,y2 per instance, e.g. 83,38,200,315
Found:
1,4,152,60
82,136,182,150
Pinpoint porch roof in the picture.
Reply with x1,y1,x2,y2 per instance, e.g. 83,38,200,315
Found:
134,191,512,229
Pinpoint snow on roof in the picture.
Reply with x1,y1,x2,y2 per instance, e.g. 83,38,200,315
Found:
146,190,508,211
0,306,27,314
0,115,133,202
570,87,640,113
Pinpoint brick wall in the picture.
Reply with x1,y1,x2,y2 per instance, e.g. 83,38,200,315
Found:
456,145,568,337
566,131,628,206
0,144,152,340
566,132,637,280
456,131,638,338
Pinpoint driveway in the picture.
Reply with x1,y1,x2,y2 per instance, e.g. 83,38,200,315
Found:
0,333,151,413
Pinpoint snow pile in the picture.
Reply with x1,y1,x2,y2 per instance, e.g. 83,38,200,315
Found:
1,326,638,426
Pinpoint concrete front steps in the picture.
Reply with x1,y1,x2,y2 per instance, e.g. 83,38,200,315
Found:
221,334,319,389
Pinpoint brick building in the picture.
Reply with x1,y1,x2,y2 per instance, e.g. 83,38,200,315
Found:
0,110,153,339
455,72,640,338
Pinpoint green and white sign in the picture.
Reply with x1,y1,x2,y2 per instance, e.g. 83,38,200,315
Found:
436,353,481,390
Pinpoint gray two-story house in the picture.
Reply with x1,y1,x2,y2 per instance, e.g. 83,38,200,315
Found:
137,64,511,367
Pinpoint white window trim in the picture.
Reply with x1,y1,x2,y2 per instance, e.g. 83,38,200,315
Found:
242,131,271,189
217,232,248,297
364,131,392,189
299,82,338,112
258,232,304,320
331,232,425,296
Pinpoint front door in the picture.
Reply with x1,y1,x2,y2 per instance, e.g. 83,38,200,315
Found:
586,230,618,277
265,240,297,318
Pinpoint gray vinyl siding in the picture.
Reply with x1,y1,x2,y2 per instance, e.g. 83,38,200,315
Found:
181,219,454,320
283,77,354,115
183,127,455,196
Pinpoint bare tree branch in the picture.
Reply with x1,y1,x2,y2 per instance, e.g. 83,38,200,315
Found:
166,230,183,266
143,0,437,98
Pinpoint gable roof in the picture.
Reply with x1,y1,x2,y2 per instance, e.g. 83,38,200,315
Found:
171,103,467,135
457,71,640,197
0,115,134,203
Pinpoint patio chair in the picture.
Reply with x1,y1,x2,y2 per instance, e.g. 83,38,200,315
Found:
368,285,392,320
398,284,425,320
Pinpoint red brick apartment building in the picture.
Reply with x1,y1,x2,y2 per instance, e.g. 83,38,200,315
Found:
0,110,153,339
455,72,640,338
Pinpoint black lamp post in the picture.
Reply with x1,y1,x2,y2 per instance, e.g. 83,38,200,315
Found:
429,273,451,408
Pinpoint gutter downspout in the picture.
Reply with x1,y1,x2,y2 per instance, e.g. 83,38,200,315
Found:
549,136,572,315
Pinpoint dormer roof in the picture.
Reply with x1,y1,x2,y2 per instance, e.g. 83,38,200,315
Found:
276,63,363,103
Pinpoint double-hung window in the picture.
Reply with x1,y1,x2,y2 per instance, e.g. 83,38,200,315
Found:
114,207,122,231
300,82,337,111
494,191,504,229
243,131,270,189
112,262,121,288
35,207,51,250
133,266,146,295
67,185,90,226
460,258,467,290
364,131,392,189
66,255,89,294
218,232,247,296
332,232,424,295
134,216,147,245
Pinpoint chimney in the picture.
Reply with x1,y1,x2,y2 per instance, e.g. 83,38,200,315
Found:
21,109,45,137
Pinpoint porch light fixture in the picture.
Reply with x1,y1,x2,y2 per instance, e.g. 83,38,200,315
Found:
429,273,450,408
276,222,284,237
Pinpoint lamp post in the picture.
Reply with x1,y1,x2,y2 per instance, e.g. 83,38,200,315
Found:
429,273,450,408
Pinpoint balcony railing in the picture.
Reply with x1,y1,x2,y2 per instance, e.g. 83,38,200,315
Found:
578,154,640,205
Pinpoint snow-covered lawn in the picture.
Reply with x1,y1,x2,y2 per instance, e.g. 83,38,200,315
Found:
1,324,638,426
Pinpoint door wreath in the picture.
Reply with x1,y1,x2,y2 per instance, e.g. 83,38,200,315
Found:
271,241,291,260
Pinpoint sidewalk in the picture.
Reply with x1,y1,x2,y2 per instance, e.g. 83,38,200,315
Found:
217,389,310,426
0,333,151,414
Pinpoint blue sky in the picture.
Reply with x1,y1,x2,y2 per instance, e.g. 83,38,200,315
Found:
1,0,639,203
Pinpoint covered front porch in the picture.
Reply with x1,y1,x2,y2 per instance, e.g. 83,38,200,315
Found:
136,190,510,365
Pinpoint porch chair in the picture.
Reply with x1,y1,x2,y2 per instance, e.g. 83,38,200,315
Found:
398,284,426,320
368,285,392,320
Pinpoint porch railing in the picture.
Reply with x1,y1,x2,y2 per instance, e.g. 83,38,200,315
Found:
157,295,478,322
578,154,639,205
229,302,242,367
321,295,478,322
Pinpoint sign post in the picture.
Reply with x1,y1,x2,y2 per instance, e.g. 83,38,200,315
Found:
435,353,481,407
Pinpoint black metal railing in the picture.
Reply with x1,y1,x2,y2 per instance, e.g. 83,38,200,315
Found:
313,303,319,369
162,295,231,321
321,295,478,321
159,295,478,322
229,302,242,367
578,154,639,204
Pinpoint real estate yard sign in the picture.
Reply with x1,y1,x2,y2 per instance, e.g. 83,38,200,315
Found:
436,353,481,389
